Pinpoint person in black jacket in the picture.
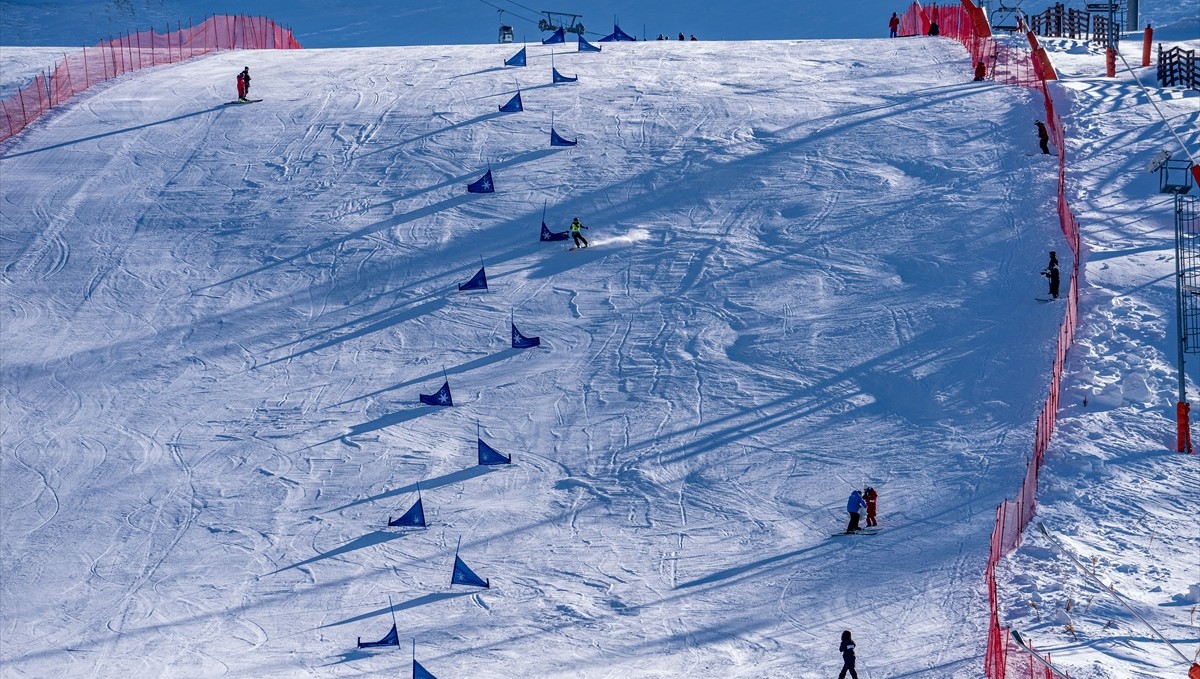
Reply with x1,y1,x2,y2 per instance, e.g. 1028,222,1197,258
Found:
1042,251,1060,299
839,630,860,679
1036,120,1051,154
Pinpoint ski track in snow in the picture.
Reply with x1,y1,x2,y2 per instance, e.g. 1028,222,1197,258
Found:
3,34,1191,678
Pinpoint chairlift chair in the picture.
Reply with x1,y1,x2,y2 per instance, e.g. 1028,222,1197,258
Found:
990,0,1026,32
538,10,585,36
498,11,514,43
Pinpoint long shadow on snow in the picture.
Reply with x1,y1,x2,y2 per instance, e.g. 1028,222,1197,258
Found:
257,296,450,369
199,148,557,292
265,529,411,575
333,348,525,407
0,105,228,160
352,111,505,161
321,591,474,628
331,465,495,512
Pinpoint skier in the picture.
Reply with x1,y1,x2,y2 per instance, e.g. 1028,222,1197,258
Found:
928,20,940,36
838,630,860,679
678,32,685,41
569,217,589,249
236,66,251,102
973,60,987,81
1035,120,1051,155
1042,251,1060,299
889,12,900,38
863,487,878,528
846,489,867,534
690,34,697,41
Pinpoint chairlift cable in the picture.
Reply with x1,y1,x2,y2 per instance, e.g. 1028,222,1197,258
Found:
1113,47,1198,166
477,0,540,27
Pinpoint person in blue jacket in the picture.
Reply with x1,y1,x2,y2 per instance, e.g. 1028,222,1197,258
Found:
846,489,868,533
839,630,860,679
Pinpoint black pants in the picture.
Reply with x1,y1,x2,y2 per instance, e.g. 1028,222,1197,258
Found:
572,232,588,248
846,512,861,533
1040,138,1050,154
839,662,859,679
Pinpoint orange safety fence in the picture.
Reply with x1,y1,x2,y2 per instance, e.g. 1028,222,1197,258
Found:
901,2,1081,678
0,14,300,143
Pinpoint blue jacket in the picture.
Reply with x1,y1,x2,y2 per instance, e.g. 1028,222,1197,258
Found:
847,491,867,514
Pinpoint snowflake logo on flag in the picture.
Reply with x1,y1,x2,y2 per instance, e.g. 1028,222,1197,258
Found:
480,178,492,191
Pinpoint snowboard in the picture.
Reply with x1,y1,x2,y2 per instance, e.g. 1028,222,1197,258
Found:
225,98,263,105
568,246,589,252
1035,297,1057,302
832,529,878,537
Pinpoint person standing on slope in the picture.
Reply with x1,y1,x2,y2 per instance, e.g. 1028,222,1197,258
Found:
889,12,900,38
838,630,860,679
1042,251,1060,299
1035,120,1051,155
974,60,988,81
846,489,868,534
863,486,878,528
570,217,589,249
236,66,252,102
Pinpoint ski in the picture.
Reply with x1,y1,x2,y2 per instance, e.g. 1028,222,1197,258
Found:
831,530,878,537
1035,297,1057,302
225,99,263,105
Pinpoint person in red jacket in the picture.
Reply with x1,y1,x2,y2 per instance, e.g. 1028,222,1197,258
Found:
888,12,900,38
974,60,987,81
236,66,251,102
863,487,878,527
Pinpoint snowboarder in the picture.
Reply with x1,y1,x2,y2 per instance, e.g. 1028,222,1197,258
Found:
928,20,940,36
236,66,251,102
689,34,697,41
1035,120,1051,155
889,12,900,38
973,60,987,81
678,32,685,41
838,630,860,679
863,487,878,527
1042,251,1060,299
570,217,589,249
846,489,867,533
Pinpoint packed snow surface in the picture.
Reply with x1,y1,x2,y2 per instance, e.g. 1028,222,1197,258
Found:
1,10,1198,679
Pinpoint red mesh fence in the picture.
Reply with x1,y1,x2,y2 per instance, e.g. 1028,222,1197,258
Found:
902,2,1041,87
901,3,1081,678
0,14,300,143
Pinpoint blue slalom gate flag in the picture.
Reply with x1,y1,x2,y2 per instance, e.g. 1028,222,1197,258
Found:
358,623,400,649
388,492,426,528
467,169,494,193
412,640,438,679
599,25,636,42
478,437,512,465
550,127,577,147
504,46,526,66
578,35,601,52
542,27,565,44
451,553,490,588
552,67,577,83
419,381,453,406
511,322,540,349
458,266,488,291
540,220,568,241
499,91,523,112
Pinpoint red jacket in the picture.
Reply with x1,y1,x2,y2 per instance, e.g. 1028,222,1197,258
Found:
889,16,900,30
863,488,878,514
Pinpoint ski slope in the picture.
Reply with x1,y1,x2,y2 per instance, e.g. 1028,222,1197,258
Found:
0,27,1196,679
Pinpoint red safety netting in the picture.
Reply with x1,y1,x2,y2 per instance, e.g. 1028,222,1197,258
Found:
0,14,300,143
900,1,1041,87
901,3,1081,678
